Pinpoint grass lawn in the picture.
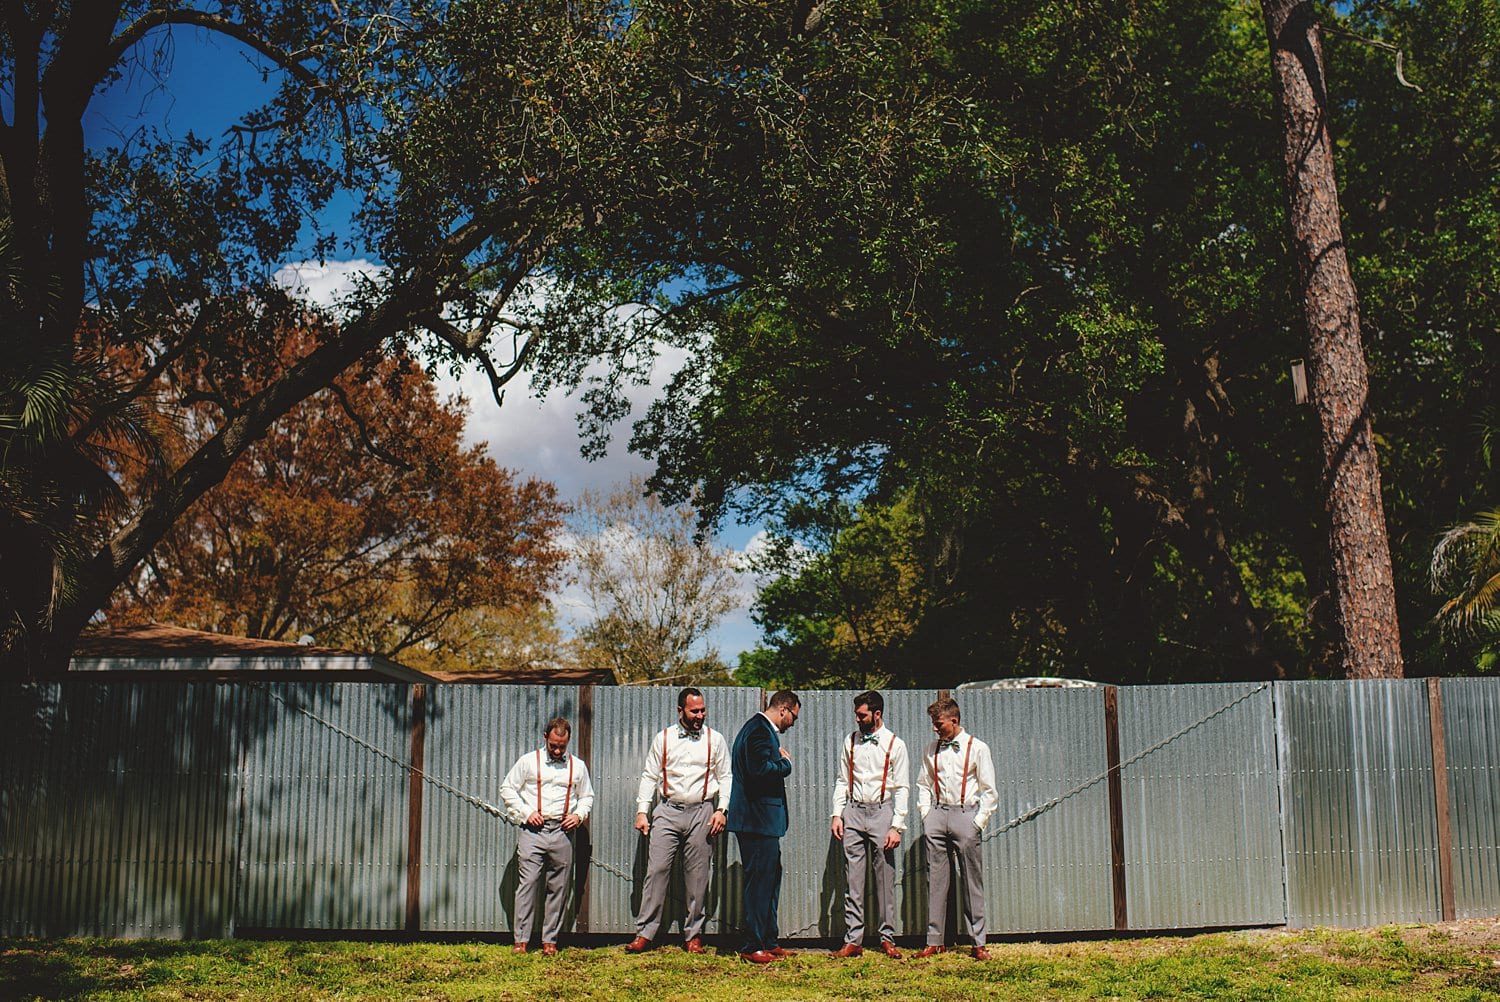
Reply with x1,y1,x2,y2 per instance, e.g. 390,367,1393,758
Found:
7,922,1500,1000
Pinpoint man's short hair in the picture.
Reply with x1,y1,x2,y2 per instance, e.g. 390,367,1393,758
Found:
544,717,572,738
927,696,960,723
767,689,801,711
678,686,704,710
854,690,884,716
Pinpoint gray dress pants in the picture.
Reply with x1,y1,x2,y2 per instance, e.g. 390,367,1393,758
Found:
923,805,985,947
514,820,573,945
841,800,897,944
636,800,714,941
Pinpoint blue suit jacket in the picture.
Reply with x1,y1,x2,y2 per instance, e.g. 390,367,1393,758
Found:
726,712,791,836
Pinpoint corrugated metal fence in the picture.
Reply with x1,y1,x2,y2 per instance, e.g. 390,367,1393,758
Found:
1,678,1493,939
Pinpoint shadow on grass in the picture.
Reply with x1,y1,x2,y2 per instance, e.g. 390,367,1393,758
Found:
2,939,238,999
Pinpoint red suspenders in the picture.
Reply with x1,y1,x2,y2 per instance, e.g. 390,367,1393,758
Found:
930,735,973,805
535,749,574,817
661,727,715,802
846,730,895,802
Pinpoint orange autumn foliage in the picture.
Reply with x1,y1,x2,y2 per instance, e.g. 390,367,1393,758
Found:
106,325,566,665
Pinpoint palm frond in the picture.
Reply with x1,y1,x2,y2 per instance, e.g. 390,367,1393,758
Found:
1431,509,1500,640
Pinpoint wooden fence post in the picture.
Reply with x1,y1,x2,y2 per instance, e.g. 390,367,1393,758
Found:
575,684,594,933
406,683,427,935
1426,677,1456,922
1104,686,1128,931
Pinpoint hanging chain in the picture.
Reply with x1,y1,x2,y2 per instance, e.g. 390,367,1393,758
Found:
980,683,1270,841
259,686,514,822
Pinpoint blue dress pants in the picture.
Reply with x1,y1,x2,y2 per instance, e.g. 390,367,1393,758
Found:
734,831,782,953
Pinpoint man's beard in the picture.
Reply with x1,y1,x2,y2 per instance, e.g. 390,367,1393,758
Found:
858,719,876,735
681,716,704,733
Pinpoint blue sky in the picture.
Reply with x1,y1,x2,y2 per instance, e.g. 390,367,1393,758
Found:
84,22,766,663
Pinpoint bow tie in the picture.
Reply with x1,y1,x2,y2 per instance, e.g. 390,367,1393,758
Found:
547,754,567,764
941,740,961,752
678,728,701,740
860,734,881,744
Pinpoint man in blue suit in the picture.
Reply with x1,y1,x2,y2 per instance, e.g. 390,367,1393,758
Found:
726,689,801,963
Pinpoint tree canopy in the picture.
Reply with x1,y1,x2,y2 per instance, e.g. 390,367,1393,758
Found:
1,0,1494,683
105,327,566,664
628,0,1499,685
0,0,834,674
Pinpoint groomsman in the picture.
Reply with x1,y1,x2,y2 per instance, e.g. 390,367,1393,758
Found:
829,690,909,960
915,696,997,960
625,687,733,954
499,717,594,956
726,689,801,963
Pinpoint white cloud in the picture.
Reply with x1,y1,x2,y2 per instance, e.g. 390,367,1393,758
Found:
273,259,385,312
444,356,671,501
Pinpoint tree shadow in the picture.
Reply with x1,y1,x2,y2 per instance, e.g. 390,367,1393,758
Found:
0,680,420,939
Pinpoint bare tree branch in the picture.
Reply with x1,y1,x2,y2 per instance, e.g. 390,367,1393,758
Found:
101,9,330,99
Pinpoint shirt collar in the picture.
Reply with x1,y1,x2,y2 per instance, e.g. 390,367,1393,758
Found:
760,710,783,734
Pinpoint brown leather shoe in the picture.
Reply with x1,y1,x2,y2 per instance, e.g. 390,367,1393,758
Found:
972,945,992,961
739,949,776,964
829,943,863,958
541,943,558,957
879,940,903,959
624,936,652,954
512,943,527,954
767,946,792,958
914,945,946,958
683,937,706,955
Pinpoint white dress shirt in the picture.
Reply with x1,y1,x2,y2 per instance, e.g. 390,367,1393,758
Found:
916,728,998,830
830,725,910,831
500,748,595,824
635,724,734,814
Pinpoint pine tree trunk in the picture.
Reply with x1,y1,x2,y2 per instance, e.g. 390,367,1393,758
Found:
1260,0,1404,678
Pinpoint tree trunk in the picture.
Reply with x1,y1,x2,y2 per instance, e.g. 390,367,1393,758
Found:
1260,0,1404,678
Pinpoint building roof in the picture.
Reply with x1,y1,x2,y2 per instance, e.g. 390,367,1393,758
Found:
70,624,436,683
423,665,617,686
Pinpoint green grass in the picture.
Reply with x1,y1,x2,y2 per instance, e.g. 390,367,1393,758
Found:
6,923,1500,1000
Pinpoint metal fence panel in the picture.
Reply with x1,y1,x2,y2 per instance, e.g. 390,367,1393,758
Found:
11,676,1500,940
235,683,411,930
0,682,239,938
585,685,762,936
1118,683,1284,929
961,688,1115,934
772,689,941,942
1438,678,1500,919
1276,680,1442,927
419,684,580,933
